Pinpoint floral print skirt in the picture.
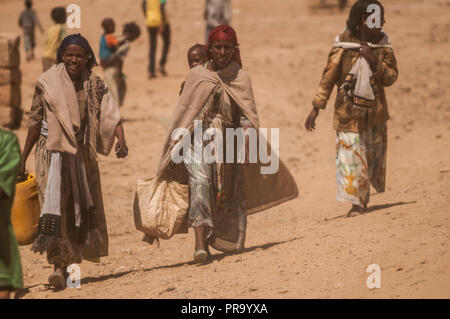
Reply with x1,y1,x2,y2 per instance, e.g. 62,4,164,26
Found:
336,122,387,207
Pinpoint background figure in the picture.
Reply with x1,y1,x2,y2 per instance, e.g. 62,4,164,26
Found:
42,7,67,72
204,0,231,43
179,44,207,95
0,129,23,299
18,0,44,61
305,0,398,217
318,0,347,11
339,0,347,11
100,19,140,107
142,0,171,78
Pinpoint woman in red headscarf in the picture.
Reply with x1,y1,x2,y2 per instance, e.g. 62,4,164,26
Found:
152,25,298,263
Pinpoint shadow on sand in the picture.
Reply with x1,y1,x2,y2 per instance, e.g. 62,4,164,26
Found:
16,237,300,297
324,201,417,222
69,237,302,288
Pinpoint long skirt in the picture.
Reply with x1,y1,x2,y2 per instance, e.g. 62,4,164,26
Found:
336,122,387,207
184,148,247,253
35,136,109,267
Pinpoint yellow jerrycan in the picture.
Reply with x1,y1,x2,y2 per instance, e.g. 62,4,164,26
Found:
11,173,41,245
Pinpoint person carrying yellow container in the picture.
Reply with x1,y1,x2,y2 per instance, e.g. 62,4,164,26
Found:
20,34,128,290
142,0,170,78
0,128,23,299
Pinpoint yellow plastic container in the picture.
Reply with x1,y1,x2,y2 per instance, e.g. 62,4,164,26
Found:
11,173,41,245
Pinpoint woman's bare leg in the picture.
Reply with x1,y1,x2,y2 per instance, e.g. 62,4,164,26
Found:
194,225,208,251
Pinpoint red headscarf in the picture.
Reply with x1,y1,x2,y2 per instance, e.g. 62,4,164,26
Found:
206,25,242,67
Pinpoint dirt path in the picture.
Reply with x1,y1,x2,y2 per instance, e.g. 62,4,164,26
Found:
1,0,449,298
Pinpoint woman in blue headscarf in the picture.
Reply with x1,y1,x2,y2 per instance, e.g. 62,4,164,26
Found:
20,34,128,290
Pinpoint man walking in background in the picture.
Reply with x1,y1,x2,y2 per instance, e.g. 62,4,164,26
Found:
204,0,231,43
142,0,171,78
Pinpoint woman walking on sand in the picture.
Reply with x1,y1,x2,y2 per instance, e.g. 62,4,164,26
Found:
20,34,128,290
305,0,398,217
155,25,298,263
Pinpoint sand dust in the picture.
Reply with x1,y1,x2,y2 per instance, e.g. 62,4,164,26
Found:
1,0,449,298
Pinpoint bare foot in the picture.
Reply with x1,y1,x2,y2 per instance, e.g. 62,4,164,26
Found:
159,65,167,76
346,204,363,217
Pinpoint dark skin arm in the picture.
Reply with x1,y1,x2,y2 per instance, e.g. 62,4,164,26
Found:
20,126,41,175
114,122,128,158
20,122,127,175
159,3,167,34
305,43,375,132
305,107,320,132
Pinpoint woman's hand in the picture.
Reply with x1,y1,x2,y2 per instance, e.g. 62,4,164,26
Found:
114,122,128,158
360,42,378,72
305,107,320,132
20,126,41,178
115,138,128,158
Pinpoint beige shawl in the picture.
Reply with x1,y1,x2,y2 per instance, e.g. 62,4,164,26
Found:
36,63,120,156
157,61,299,215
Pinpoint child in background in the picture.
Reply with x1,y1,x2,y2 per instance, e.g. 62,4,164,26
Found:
18,0,44,61
99,18,116,63
179,44,207,95
42,7,67,72
100,19,141,107
114,23,141,59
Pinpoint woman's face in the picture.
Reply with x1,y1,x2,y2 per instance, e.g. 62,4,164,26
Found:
210,40,235,70
361,13,385,39
62,45,88,79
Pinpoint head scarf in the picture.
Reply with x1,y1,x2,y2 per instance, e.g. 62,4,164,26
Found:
56,34,98,70
206,25,242,67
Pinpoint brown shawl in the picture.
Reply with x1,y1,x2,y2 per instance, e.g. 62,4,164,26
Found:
35,63,120,156
157,61,299,215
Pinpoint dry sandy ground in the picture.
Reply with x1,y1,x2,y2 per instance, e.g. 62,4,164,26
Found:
1,0,449,298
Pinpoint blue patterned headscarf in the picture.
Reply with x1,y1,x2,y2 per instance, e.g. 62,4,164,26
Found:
56,34,98,70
